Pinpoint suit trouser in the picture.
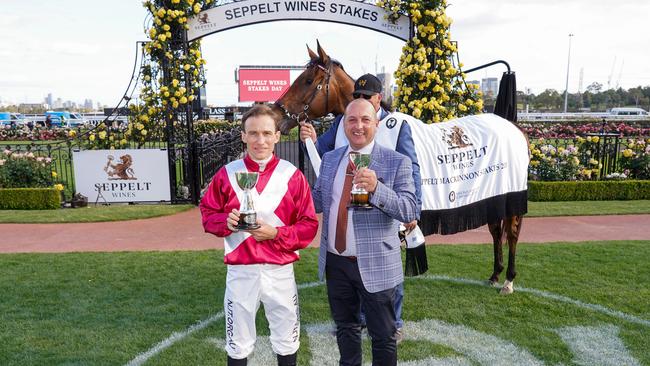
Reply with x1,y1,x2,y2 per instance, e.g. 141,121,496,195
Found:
360,282,404,329
325,252,397,366
224,263,300,360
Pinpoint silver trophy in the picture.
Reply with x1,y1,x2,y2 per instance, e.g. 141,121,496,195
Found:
349,152,372,208
235,171,260,230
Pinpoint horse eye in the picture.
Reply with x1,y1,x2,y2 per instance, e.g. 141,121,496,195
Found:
306,78,313,85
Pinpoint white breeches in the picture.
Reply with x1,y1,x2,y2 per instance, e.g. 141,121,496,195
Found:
224,263,300,359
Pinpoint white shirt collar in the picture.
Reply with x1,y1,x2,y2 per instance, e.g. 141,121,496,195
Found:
251,155,273,172
346,140,374,155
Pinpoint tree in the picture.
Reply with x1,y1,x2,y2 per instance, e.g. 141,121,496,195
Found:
533,89,562,111
586,82,603,94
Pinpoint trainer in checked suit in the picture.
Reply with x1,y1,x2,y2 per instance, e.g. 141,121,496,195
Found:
312,98,418,366
200,104,318,366
301,73,422,340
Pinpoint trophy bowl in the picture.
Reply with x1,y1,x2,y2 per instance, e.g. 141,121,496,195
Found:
235,171,260,230
348,152,372,209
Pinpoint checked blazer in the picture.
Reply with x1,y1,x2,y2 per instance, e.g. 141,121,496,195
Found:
313,143,418,293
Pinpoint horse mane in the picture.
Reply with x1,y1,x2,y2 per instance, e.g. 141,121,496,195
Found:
305,58,355,83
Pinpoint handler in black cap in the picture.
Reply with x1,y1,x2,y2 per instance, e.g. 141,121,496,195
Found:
300,74,422,342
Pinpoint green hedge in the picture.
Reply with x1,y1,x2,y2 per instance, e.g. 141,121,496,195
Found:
528,180,650,201
0,188,61,209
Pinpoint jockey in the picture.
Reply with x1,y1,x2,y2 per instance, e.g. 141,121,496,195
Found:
201,104,319,366
300,73,423,342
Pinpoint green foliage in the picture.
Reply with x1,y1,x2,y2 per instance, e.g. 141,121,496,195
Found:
619,137,650,179
194,119,238,136
0,188,60,209
0,150,54,188
528,141,582,181
125,0,212,147
528,180,650,201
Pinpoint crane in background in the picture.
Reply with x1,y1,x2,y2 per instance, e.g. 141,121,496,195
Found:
607,56,617,89
615,60,624,90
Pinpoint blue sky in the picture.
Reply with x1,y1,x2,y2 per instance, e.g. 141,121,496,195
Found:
2,0,649,107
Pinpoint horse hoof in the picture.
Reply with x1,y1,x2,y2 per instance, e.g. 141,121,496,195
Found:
487,280,498,287
499,280,514,295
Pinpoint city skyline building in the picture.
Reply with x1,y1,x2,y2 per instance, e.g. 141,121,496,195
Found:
481,77,499,97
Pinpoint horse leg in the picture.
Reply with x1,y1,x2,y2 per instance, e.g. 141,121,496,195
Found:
487,221,504,287
500,215,523,295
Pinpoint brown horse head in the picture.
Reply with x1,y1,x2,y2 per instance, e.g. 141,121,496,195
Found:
273,41,355,134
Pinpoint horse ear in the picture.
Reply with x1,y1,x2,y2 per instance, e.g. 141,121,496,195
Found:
307,44,318,61
316,40,330,64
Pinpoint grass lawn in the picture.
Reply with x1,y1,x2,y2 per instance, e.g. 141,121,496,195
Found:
0,204,194,223
0,200,648,224
527,199,650,217
0,242,648,365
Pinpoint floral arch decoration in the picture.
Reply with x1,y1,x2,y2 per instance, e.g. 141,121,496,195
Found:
135,0,482,140
378,0,483,123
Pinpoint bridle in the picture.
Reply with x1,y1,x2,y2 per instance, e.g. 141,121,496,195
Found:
276,61,332,123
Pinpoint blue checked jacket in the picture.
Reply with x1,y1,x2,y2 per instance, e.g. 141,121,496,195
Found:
313,143,418,293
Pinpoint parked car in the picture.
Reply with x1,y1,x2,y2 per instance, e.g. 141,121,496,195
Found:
43,111,87,127
0,112,28,127
609,107,649,116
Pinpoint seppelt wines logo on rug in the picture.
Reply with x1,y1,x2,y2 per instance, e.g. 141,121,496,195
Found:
73,149,171,203
438,125,488,172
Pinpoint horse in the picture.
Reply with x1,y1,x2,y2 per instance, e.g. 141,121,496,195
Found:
272,42,525,295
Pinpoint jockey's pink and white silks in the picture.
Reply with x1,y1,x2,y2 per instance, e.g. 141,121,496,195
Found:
200,154,319,264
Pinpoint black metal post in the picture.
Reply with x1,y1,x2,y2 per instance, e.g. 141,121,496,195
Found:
182,30,201,205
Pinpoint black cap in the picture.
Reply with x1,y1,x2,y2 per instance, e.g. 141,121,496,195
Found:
354,74,382,96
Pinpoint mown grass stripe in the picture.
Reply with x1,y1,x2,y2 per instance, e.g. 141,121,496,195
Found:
418,275,650,327
125,277,648,366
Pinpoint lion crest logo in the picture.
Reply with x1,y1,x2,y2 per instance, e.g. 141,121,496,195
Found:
103,154,137,180
441,126,473,149
198,13,210,24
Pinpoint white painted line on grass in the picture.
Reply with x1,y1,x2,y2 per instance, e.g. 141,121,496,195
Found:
125,282,322,366
125,311,224,366
125,277,648,365
557,325,641,366
420,275,650,328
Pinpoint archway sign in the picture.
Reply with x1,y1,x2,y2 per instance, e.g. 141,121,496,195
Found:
187,0,412,42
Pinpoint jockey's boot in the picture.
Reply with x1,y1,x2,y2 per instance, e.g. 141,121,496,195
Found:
277,352,297,366
227,356,247,366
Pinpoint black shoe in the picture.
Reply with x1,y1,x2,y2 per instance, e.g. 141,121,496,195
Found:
227,356,247,366
277,352,297,366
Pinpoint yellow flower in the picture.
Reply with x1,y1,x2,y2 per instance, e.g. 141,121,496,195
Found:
98,131,107,140
172,79,179,87
89,134,96,141
141,129,148,136
622,149,634,158
180,96,188,104
54,184,64,191
51,171,58,178
68,130,77,138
